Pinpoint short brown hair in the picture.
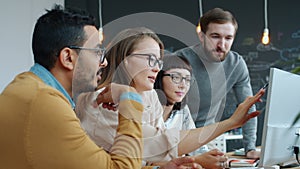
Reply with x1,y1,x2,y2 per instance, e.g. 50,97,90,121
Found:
200,8,238,34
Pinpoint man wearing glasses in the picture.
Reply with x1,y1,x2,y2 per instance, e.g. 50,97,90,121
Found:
0,5,204,169
0,4,145,169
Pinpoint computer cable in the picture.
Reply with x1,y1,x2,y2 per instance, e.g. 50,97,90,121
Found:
293,146,300,165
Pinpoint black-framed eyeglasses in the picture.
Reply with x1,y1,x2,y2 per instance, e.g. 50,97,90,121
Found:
129,53,163,69
163,73,194,86
68,45,106,64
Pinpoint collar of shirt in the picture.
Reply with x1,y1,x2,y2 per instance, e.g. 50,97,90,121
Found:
29,63,75,108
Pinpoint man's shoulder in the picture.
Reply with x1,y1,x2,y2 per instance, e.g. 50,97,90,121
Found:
10,72,67,102
228,50,245,60
175,45,192,53
175,44,203,61
2,72,44,96
225,51,247,65
0,72,70,111
175,44,199,53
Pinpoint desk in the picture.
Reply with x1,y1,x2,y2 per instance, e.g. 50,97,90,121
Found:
226,150,300,169
226,151,244,159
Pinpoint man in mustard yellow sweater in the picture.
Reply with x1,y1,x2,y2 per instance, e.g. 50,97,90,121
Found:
0,4,202,169
0,4,144,169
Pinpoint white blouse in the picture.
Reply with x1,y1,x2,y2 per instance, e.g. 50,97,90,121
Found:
75,89,180,163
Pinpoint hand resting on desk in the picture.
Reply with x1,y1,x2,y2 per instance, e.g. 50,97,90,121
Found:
246,150,260,159
194,149,228,169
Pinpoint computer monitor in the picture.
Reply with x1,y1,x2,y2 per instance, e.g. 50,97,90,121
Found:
259,68,300,167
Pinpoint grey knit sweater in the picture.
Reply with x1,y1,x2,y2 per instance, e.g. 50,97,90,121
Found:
175,44,257,152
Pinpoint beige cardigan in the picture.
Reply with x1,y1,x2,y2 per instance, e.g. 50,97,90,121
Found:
76,89,180,164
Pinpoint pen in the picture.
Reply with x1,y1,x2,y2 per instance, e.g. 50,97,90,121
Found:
254,159,260,167
262,82,269,90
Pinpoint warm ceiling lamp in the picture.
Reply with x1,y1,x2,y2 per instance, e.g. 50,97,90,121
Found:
99,0,104,44
261,0,270,45
196,0,203,33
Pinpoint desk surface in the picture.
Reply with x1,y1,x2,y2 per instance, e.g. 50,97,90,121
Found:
226,151,244,159
225,151,300,169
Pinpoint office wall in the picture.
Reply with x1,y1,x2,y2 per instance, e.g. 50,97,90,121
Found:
66,0,300,146
66,0,300,88
0,0,64,92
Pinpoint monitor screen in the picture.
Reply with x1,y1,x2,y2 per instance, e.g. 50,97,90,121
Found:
259,68,300,167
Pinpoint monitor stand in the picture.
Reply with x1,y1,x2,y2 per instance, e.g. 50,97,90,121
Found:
279,159,300,168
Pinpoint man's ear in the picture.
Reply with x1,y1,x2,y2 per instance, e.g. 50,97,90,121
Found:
58,47,76,71
198,31,205,44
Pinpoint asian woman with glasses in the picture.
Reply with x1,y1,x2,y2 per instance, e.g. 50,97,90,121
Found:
75,27,265,168
154,54,195,131
153,54,224,165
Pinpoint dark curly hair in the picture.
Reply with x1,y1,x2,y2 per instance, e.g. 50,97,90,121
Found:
32,4,96,70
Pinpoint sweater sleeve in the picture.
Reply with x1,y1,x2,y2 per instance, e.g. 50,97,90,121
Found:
233,57,257,152
110,92,144,168
28,89,143,169
77,89,180,165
